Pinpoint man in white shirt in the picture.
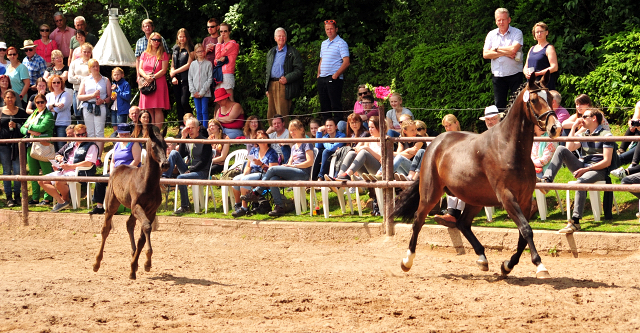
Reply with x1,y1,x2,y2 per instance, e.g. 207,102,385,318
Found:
483,8,523,111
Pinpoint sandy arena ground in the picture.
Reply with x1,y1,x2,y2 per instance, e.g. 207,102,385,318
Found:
1,222,640,332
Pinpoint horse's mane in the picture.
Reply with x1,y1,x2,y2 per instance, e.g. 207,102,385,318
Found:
503,82,528,116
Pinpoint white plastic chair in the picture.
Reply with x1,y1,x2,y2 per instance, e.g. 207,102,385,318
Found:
566,180,618,222
318,155,349,218
173,154,206,214
204,149,219,213
68,164,95,209
292,148,317,215
534,189,564,220
219,149,248,214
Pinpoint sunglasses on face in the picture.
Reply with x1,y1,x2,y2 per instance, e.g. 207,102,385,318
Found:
52,81,62,84
75,132,87,136
582,114,593,119
41,29,50,32
151,38,161,42
7,53,17,56
0,49,5,52
207,25,217,29
35,101,46,104
358,92,368,96
55,19,63,23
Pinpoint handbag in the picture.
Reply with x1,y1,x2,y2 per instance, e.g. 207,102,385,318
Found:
30,141,56,162
140,58,159,95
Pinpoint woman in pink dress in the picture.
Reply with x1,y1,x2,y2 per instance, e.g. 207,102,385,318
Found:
138,32,170,127
34,24,58,66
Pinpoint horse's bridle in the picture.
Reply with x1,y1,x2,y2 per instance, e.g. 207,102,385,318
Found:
526,87,557,131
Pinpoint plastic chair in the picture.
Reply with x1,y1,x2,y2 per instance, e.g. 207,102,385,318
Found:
204,150,219,213
292,148,317,215
219,149,248,214
68,164,95,209
318,155,350,218
566,180,619,222
534,189,564,220
173,154,206,213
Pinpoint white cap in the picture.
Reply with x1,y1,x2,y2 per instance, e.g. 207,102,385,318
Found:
479,105,505,120
0,42,6,49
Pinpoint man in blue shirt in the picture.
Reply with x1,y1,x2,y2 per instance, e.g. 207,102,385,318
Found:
317,20,350,122
265,27,303,124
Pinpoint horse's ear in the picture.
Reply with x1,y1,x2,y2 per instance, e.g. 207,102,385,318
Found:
527,71,537,89
540,71,550,88
161,125,168,138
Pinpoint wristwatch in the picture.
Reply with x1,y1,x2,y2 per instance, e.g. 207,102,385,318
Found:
494,47,499,52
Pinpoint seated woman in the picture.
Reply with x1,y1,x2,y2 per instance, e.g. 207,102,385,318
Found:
385,93,413,136
391,120,424,177
434,114,464,227
314,118,345,180
242,115,264,151
240,119,314,216
231,131,279,217
532,124,557,178
89,123,142,214
37,124,98,213
562,94,610,136
401,120,430,181
329,116,382,181
207,119,230,175
213,88,245,139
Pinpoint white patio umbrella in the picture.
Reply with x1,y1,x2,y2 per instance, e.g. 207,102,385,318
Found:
93,8,136,67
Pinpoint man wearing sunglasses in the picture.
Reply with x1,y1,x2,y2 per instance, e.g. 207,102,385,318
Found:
49,12,76,64
134,19,169,82
264,27,303,123
203,18,220,64
20,40,46,101
317,19,350,122
539,109,613,234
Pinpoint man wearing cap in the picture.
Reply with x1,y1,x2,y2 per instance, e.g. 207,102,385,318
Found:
21,40,46,101
0,42,8,75
317,19,350,122
49,12,76,64
483,8,523,111
479,105,504,130
265,27,303,123
89,123,142,215
69,16,98,51
162,118,212,215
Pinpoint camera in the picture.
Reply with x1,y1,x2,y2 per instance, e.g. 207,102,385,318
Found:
632,120,640,127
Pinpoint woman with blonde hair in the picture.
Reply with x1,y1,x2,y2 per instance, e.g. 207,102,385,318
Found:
241,119,315,217
139,31,170,127
43,50,69,87
523,22,558,90
207,119,230,175
77,58,111,162
68,42,93,122
170,28,194,126
442,114,461,132
242,115,264,150
434,113,465,227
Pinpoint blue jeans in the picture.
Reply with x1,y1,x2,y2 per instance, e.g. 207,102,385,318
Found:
393,155,412,176
232,172,262,192
0,145,20,197
281,145,291,165
110,112,128,127
317,148,334,179
162,150,208,208
194,97,210,128
253,166,310,206
223,128,244,139
410,149,425,173
54,125,68,151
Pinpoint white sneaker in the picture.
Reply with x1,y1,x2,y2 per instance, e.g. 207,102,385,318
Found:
610,167,627,179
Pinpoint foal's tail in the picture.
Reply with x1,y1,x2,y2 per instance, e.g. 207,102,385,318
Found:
392,180,421,223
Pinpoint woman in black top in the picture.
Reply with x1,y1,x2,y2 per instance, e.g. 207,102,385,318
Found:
0,89,29,206
169,28,194,128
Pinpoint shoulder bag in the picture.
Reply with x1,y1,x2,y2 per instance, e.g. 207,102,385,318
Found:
140,58,159,95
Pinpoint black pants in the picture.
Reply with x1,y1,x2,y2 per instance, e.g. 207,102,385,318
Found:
173,81,191,127
93,174,110,205
317,76,344,121
492,72,523,111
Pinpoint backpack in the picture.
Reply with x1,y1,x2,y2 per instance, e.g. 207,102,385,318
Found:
250,198,272,215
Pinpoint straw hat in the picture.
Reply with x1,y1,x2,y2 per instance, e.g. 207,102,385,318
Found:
21,40,36,49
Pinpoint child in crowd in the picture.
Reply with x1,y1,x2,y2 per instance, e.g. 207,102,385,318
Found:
188,43,213,128
110,67,131,134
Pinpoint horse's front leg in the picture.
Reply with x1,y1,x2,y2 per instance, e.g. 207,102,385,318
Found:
126,214,137,257
93,212,114,272
453,205,488,271
129,205,152,280
501,191,550,279
501,233,527,276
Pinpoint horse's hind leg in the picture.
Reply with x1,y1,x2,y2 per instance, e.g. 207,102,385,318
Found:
454,205,489,271
142,213,156,272
129,205,153,279
501,233,527,276
126,214,137,257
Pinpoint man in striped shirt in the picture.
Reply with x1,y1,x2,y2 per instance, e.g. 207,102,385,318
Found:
317,19,350,122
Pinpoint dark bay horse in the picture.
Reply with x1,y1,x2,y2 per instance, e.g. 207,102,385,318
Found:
93,125,169,279
393,72,560,279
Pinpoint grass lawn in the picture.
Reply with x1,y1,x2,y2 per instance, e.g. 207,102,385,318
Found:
3,124,639,233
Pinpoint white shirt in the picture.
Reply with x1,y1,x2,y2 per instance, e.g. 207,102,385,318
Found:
483,25,524,77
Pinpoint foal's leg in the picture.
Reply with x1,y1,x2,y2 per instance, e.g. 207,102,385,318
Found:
402,189,443,272
454,205,488,271
501,191,550,279
125,214,137,257
129,204,153,280
93,191,121,272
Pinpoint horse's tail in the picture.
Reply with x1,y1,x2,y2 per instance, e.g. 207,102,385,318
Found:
392,180,421,223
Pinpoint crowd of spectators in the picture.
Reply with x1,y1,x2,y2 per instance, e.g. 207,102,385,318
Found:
0,9,638,226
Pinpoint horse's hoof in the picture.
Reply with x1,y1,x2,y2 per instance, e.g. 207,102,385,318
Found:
400,260,411,272
476,255,489,271
129,272,137,280
536,264,551,279
144,263,151,272
93,264,100,272
500,260,512,276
